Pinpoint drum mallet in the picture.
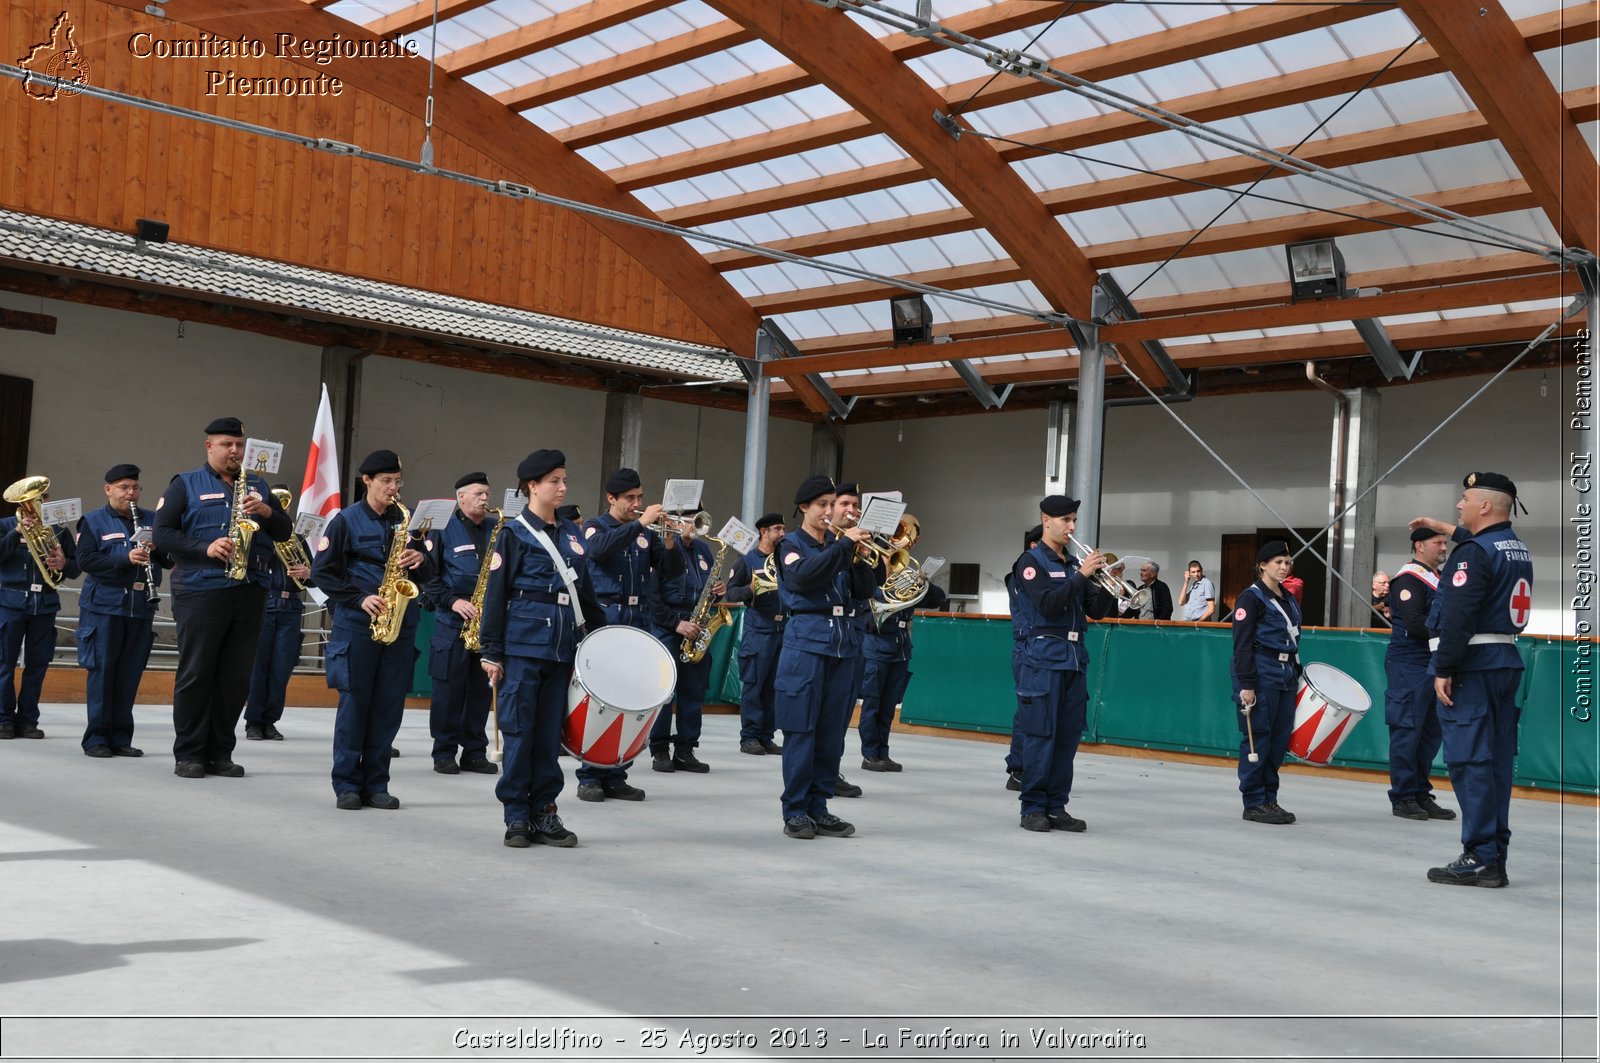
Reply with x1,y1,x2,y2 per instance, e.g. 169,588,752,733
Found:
1241,699,1259,763
489,677,502,765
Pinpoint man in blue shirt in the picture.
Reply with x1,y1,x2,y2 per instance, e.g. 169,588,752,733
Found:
1179,560,1216,621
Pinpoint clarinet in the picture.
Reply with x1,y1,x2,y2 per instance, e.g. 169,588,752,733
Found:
130,503,161,607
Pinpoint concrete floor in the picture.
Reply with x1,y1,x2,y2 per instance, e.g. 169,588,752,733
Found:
0,701,1595,1062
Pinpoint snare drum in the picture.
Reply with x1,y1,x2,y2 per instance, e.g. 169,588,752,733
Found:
1288,662,1372,766
563,626,677,767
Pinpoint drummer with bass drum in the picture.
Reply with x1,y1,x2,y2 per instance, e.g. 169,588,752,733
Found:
1231,540,1302,826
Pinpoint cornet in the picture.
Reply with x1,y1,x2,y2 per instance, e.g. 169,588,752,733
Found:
1066,533,1151,611
632,508,711,538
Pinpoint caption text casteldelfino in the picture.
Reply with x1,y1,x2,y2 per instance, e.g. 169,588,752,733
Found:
126,31,419,97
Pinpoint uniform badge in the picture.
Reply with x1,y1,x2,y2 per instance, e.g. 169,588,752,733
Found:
636,535,649,549
1398,589,1411,601
489,552,502,571
568,536,585,555
318,536,331,552
1022,566,1036,580
155,496,165,510
783,551,800,566
1235,607,1247,621
699,558,709,570
584,525,597,539
1509,577,1532,627
1452,569,1468,587
424,539,434,551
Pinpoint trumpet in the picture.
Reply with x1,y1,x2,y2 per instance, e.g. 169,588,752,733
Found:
3,475,67,588
268,488,312,591
632,508,712,538
1065,533,1151,611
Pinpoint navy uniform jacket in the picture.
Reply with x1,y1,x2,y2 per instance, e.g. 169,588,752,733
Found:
153,465,292,593
310,501,421,637
479,513,606,665
865,583,949,663
776,528,877,659
1386,561,1439,665
726,546,784,635
1428,521,1532,678
261,534,312,615
75,504,169,620
581,513,683,628
1011,542,1106,673
653,536,715,640
424,508,495,633
0,517,79,616
1230,579,1303,692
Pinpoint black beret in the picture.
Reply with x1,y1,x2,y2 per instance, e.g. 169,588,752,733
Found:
604,467,642,495
1256,540,1291,564
1025,524,1043,549
204,416,243,436
454,471,489,490
1410,525,1446,543
104,463,140,484
517,449,565,484
755,512,784,530
1039,494,1078,517
833,482,860,498
1464,471,1517,497
555,504,582,523
359,450,402,476
794,474,836,507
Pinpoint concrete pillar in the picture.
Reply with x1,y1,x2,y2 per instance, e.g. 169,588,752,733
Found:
1339,387,1382,627
810,422,843,481
319,346,365,503
599,392,644,511
741,329,773,525
1071,341,1108,547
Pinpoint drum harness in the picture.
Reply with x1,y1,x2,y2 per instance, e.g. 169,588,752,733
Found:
517,513,587,636
1258,587,1300,665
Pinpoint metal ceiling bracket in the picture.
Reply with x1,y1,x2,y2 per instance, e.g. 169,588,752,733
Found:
932,109,963,141
950,358,1014,409
1351,317,1423,381
1093,274,1187,393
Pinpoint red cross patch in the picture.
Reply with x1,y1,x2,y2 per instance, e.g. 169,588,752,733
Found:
1452,569,1468,587
1022,566,1037,580
783,551,800,566
1235,607,1247,621
1509,577,1532,627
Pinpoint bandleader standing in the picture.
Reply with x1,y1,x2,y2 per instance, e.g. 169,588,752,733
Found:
479,450,606,848
74,464,166,757
153,417,291,777
310,450,427,810
1422,472,1531,888
725,512,785,756
244,485,312,743
1231,540,1301,825
1384,525,1455,821
423,472,500,776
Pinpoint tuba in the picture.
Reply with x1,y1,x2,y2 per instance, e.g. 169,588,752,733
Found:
225,458,261,582
460,507,505,653
3,475,66,588
370,499,429,645
268,488,312,591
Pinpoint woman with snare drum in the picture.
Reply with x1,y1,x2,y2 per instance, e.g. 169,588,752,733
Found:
479,450,606,849
1231,540,1302,826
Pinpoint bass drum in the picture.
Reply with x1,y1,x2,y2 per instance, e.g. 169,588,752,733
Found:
563,625,678,767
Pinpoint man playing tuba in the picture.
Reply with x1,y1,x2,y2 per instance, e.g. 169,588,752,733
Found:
0,478,79,740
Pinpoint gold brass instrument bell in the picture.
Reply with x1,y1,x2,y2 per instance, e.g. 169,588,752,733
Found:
3,475,66,588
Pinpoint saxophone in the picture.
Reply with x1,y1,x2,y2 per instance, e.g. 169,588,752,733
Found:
370,499,423,645
680,536,731,664
460,507,504,653
225,461,259,582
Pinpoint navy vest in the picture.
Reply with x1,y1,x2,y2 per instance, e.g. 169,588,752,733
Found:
583,513,659,629
77,504,161,620
489,516,591,663
0,516,74,616
1010,543,1091,672
169,466,277,592
1428,522,1532,673
430,510,491,631
776,528,861,659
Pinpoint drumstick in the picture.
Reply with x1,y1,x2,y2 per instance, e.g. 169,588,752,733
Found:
1241,701,1259,763
489,677,502,764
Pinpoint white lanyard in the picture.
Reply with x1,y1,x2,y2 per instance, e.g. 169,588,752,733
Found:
1264,591,1299,644
517,514,585,633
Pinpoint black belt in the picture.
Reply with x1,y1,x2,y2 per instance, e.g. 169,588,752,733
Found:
790,606,856,617
511,589,564,604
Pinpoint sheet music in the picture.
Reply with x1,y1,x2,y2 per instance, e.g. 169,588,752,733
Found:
862,490,903,510
717,516,758,555
244,438,283,475
857,496,906,537
293,512,328,542
501,489,526,517
661,478,704,513
40,498,81,526
407,498,456,532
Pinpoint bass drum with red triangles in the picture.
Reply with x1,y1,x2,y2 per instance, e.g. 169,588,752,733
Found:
563,626,678,767
1288,662,1372,767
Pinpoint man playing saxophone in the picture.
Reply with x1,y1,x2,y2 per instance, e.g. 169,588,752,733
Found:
724,512,785,756
0,479,79,741
244,485,313,743
647,510,722,774
310,450,427,811
153,417,291,778
421,472,500,776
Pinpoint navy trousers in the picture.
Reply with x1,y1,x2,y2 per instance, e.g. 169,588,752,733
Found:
1385,654,1442,802
1438,668,1521,866
0,609,56,726
1015,666,1088,816
857,656,912,760
326,626,414,797
775,647,856,821
1236,684,1295,808
650,650,709,755
495,656,569,824
1005,641,1023,773
246,608,302,726
737,631,779,744
77,611,154,751
428,625,492,763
